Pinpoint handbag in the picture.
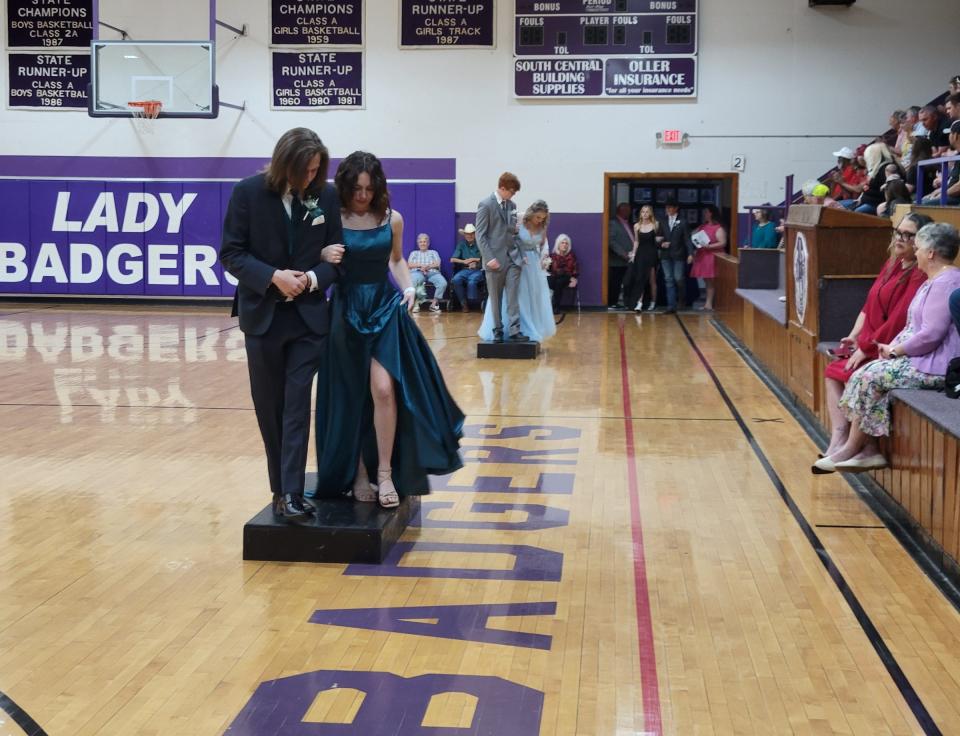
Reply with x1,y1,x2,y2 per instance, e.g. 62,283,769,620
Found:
946,356,960,399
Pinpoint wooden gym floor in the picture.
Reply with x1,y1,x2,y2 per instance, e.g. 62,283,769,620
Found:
1,303,959,735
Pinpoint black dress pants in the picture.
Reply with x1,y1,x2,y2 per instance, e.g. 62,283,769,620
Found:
608,265,628,306
548,274,572,311
244,303,326,497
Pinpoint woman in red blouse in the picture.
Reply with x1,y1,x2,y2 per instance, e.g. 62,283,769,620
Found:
820,213,932,459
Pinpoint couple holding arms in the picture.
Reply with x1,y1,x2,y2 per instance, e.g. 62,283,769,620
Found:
475,172,556,343
220,128,463,520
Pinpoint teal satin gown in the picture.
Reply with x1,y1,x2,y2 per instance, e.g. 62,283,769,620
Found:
310,217,465,498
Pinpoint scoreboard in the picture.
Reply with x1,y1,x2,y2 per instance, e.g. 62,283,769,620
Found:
514,0,698,99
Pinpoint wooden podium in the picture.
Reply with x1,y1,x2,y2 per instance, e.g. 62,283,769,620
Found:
784,205,891,409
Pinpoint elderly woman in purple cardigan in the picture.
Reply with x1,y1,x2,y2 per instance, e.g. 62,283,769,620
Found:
814,222,960,473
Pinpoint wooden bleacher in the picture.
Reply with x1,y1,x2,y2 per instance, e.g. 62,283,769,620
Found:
716,204,960,583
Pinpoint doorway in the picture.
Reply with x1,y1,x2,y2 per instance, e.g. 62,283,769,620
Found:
602,172,739,307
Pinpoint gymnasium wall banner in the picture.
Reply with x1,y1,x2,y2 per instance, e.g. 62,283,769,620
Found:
7,51,90,109
6,0,94,48
398,0,495,48
513,0,698,99
0,180,237,297
269,0,363,46
271,50,363,110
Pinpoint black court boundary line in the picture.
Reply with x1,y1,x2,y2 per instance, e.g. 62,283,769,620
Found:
709,318,960,613
675,316,942,736
0,690,49,736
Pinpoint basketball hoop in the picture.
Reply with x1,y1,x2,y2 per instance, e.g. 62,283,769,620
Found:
127,99,162,134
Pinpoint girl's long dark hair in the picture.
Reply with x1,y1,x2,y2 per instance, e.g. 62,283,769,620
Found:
335,151,390,219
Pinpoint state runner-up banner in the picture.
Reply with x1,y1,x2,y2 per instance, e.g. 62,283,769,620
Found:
0,179,238,297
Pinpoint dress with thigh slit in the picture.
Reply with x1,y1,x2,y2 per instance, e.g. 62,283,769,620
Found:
310,212,464,498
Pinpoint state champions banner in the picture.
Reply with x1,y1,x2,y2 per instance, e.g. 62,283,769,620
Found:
0,179,237,297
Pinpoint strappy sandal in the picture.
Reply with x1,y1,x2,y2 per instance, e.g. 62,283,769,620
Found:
376,468,400,509
351,467,377,503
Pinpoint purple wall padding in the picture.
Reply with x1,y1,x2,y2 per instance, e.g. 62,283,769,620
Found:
0,156,455,299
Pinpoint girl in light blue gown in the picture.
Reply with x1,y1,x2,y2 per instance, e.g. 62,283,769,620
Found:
478,199,557,342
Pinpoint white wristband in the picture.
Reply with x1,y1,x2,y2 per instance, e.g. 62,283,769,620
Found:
403,286,416,295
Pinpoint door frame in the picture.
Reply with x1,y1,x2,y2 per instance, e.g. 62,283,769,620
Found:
602,172,740,305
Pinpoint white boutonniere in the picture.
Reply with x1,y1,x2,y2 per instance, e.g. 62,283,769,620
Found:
302,197,325,225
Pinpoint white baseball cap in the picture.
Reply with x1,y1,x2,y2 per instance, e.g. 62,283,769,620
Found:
832,146,855,159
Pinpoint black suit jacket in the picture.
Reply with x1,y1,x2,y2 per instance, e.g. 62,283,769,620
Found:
658,215,695,260
220,174,343,336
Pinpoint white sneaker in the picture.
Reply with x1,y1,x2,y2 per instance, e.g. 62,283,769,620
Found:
646,303,656,312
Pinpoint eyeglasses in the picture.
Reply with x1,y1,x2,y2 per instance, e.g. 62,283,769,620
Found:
893,229,917,241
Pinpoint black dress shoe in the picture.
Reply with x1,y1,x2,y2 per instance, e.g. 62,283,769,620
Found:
664,307,677,314
273,493,312,521
509,332,529,341
493,332,505,343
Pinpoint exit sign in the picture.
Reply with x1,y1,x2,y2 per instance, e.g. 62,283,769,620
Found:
662,129,683,145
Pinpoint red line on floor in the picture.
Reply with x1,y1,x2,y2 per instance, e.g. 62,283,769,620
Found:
619,319,663,736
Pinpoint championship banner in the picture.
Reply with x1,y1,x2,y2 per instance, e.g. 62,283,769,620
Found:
7,52,89,109
270,0,363,46
399,0,495,48
6,0,93,48
271,51,363,109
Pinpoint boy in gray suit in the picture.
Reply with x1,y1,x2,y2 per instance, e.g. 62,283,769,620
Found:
475,172,527,342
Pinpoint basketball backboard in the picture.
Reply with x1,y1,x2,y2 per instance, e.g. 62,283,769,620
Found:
88,40,218,119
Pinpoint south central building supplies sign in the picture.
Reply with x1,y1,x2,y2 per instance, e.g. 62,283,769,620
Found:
399,0,495,48
514,0,698,99
6,0,93,48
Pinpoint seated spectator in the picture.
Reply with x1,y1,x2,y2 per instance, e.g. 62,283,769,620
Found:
921,121,960,206
814,222,960,473
407,233,447,313
881,110,904,148
904,136,936,197
910,105,926,137
804,181,844,209
946,93,960,124
816,214,931,460
918,104,951,156
548,234,579,313
839,142,900,215
877,179,912,218
892,112,912,158
828,146,867,200
449,223,485,313
950,75,960,97
750,207,779,249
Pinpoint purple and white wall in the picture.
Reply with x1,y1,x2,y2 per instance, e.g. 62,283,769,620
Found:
1,0,957,304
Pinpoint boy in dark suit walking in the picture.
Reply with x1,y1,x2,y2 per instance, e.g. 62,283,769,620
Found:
657,197,695,313
220,128,344,520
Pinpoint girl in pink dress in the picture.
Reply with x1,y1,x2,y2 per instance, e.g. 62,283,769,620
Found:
689,204,727,311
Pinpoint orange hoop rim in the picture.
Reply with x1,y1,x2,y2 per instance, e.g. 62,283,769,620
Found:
127,99,163,119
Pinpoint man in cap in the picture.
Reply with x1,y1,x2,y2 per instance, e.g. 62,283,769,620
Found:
450,222,486,312
828,146,866,200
